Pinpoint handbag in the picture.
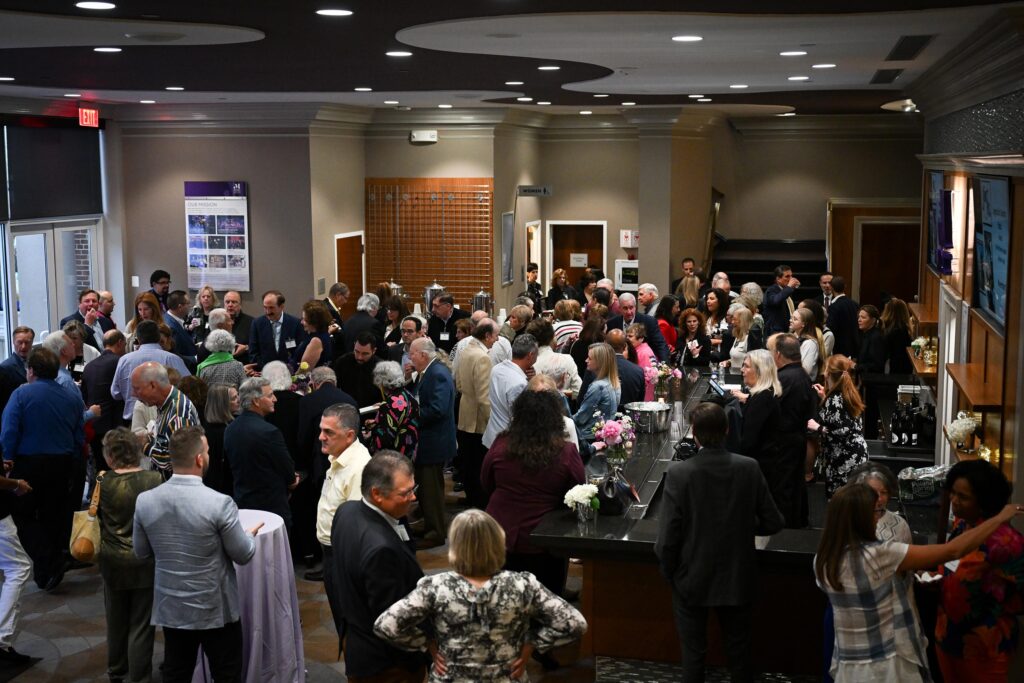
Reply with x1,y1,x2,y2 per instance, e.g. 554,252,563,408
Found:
69,473,104,563
596,466,640,516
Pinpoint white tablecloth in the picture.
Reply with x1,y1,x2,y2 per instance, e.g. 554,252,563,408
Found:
194,509,305,683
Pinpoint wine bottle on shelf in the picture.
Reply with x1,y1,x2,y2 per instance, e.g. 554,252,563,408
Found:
910,406,920,447
900,405,911,446
890,407,902,446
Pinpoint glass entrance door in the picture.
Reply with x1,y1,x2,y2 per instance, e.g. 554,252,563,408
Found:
5,220,98,344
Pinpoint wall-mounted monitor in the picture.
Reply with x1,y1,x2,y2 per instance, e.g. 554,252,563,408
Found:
927,171,953,275
972,175,1011,332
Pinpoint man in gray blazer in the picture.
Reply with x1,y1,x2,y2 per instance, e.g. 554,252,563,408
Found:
655,402,785,682
134,426,263,682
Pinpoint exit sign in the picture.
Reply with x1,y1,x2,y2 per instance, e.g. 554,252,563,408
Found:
78,107,99,128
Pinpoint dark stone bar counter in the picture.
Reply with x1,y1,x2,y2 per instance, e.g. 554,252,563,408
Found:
531,370,827,672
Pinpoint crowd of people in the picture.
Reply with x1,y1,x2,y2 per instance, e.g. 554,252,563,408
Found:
0,260,1016,682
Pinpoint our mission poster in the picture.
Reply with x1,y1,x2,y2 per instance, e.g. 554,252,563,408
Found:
184,181,251,291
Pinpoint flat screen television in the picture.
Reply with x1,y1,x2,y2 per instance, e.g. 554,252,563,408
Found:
927,171,953,275
972,175,1011,331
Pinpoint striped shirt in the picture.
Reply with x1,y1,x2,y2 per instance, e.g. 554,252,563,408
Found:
144,386,200,475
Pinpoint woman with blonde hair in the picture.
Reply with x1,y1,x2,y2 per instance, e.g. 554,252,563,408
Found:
807,354,868,498
374,509,587,681
546,268,576,310
192,285,220,345
572,343,620,454
675,274,701,308
789,306,826,379
725,304,757,367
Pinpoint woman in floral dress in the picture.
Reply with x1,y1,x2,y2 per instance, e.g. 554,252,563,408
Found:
374,509,587,682
363,361,419,456
807,354,868,498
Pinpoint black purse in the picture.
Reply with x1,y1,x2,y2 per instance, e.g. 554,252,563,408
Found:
596,466,640,516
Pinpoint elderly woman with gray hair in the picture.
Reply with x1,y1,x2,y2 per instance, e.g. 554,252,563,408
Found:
197,329,246,389
362,360,419,456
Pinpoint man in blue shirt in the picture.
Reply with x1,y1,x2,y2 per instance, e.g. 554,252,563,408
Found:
0,347,85,591
111,320,191,420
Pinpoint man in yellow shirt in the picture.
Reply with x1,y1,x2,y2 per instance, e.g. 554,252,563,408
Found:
315,403,372,646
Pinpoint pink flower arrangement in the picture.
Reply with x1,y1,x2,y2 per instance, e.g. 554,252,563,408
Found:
592,412,636,458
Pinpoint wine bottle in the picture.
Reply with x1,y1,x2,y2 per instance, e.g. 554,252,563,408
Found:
890,406,901,446
900,406,911,446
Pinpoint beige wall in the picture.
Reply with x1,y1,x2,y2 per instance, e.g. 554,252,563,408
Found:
364,130,494,178
310,128,366,298
493,125,542,311
120,127,314,313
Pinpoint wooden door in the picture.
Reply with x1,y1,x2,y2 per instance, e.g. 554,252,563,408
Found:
335,233,363,319
859,222,920,308
550,222,605,286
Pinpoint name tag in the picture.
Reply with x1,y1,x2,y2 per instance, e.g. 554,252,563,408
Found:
440,332,450,341
73,363,85,373
285,339,297,349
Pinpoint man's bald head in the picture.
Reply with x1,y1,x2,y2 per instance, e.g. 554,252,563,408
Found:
605,328,627,354
470,309,487,323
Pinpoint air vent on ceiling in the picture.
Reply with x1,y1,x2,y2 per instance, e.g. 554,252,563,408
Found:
886,35,934,61
870,69,904,85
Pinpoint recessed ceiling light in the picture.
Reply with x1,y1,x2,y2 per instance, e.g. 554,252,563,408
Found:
698,98,712,102
505,81,524,86
93,47,122,53
165,86,184,91
0,77,14,82
385,51,412,57
688,95,704,99
76,2,116,9
812,63,837,69
139,99,155,104
594,94,609,98
621,101,636,106
64,93,81,98
516,97,533,102
671,35,703,42
729,84,748,89
438,104,452,109
788,76,810,81
537,101,551,105
777,112,796,117
538,65,560,71
384,100,399,105
579,110,592,115
354,87,372,92
316,8,353,17
780,51,807,57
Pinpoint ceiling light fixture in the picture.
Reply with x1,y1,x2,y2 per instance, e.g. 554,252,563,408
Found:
698,98,712,102
621,101,636,106
0,77,14,82
594,94,609,98
729,84,748,89
777,112,796,117
671,35,703,42
385,51,412,57
537,101,551,105
780,51,807,57
94,47,122,53
516,97,533,102
139,99,155,104
505,81,524,86
688,95,703,99
788,76,810,81
438,104,452,109
538,65,560,71
354,87,372,92
316,9,353,17
579,110,593,115
64,93,81,98
812,63,837,69
165,86,184,91
384,100,399,105
76,2,116,9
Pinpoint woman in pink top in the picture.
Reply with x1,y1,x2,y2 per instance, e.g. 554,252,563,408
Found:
625,323,657,401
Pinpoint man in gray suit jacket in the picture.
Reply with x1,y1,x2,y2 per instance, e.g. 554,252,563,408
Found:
134,426,263,682
655,402,785,682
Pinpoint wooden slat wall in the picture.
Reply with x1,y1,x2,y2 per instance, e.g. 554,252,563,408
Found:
365,178,493,311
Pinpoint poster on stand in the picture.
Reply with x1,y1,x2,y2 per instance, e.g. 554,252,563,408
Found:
185,181,251,291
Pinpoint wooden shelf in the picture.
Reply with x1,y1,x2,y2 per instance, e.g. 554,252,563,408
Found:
907,347,937,379
942,426,982,462
945,362,1003,410
909,302,938,326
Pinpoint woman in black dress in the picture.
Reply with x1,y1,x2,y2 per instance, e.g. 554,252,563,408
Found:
855,304,886,438
293,299,333,368
546,268,576,310
881,297,913,375
675,308,711,367
807,354,868,498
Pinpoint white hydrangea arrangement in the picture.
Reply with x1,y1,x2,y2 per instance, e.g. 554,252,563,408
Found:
946,416,978,445
564,484,600,512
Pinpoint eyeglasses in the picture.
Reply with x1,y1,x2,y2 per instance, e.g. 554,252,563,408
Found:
156,280,171,286
396,484,418,499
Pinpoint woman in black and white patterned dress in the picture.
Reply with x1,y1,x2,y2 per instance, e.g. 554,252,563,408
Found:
374,510,587,682
807,354,869,498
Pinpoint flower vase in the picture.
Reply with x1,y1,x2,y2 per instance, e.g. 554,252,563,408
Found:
576,502,595,524
606,444,629,467
654,379,671,403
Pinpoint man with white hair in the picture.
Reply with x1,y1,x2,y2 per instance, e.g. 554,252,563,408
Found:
387,315,426,381
42,331,101,422
341,293,386,358
712,272,738,299
594,278,621,316
129,361,200,477
606,292,671,361
637,283,661,316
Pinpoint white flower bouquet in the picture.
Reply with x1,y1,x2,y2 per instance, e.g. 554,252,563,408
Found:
946,416,978,446
564,484,600,512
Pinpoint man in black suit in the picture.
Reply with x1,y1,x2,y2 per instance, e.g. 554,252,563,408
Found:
60,289,115,350
223,291,254,363
247,290,307,372
0,326,34,438
815,271,834,313
669,256,696,297
655,402,784,682
426,292,470,355
578,329,645,410
825,276,859,358
224,378,297,528
387,315,425,383
333,332,381,408
605,292,670,361
772,333,817,528
341,294,386,358
329,452,427,683
163,290,199,367
762,264,802,336
81,330,128,477
323,282,349,362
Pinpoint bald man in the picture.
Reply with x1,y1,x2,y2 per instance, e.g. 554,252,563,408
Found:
578,328,645,410
130,362,200,478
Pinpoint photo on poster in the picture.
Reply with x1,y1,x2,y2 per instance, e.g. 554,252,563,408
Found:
228,255,247,268
189,254,208,268
188,236,206,250
188,215,216,235
227,236,246,250
207,235,227,250
216,216,246,235
208,254,228,269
